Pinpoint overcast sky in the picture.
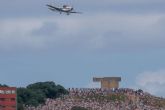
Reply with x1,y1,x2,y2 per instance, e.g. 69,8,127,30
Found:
0,0,165,97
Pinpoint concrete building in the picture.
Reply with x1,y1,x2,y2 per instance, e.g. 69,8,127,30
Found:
0,87,17,110
93,77,121,89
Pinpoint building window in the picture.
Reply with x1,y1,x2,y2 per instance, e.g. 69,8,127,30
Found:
5,90,11,94
0,90,5,94
12,106,16,108
11,98,15,101
11,90,16,94
0,98,5,101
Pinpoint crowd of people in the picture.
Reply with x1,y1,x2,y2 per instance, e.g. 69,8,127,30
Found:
25,88,165,110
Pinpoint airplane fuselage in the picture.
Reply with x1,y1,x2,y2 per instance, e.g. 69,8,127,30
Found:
61,5,73,12
60,8,71,12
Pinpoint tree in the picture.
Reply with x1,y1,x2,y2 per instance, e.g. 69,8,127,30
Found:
0,84,8,87
27,81,68,99
17,81,68,109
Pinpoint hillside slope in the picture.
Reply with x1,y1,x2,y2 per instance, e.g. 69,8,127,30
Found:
25,88,165,110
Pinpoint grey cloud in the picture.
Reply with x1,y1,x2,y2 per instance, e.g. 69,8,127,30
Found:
1,0,165,18
1,10,165,52
0,0,48,18
32,22,58,37
66,0,165,14
136,70,165,97
107,31,165,51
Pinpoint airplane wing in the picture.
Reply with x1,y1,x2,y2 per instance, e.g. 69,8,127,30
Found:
70,11,82,14
46,4,62,11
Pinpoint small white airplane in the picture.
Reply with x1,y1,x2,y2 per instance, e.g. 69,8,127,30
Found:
46,4,82,15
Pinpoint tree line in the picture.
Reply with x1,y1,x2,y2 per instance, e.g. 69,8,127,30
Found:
0,81,68,110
